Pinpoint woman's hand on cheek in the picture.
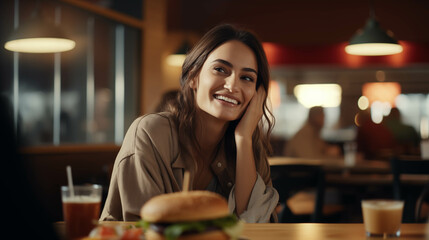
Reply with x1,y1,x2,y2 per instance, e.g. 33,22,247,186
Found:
234,86,266,141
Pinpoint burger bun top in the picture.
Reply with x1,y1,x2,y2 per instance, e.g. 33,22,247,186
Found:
141,191,230,222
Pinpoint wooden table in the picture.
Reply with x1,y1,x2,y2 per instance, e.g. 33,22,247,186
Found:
242,223,428,240
55,222,429,240
269,157,429,223
269,157,391,174
269,157,429,186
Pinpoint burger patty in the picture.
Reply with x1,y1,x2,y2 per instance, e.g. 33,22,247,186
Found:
150,223,221,235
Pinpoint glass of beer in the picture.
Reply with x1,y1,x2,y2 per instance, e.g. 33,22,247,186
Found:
61,184,102,239
361,199,404,238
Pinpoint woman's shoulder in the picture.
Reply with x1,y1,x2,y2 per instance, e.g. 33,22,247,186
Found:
122,112,178,147
131,112,177,134
120,112,179,158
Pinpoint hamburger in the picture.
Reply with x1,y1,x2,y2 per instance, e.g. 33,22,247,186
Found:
140,191,243,240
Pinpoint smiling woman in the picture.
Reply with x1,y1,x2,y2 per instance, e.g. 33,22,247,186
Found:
100,24,279,225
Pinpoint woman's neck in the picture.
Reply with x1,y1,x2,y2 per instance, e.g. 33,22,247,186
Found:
194,110,229,160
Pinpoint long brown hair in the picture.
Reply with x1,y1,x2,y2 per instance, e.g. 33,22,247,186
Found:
171,24,274,171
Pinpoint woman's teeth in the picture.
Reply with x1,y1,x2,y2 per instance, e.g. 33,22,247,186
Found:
215,95,238,105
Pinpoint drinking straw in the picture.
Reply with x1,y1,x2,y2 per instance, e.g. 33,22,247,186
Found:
66,165,75,198
182,171,190,192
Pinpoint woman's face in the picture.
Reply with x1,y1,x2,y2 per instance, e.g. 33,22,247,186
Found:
191,40,258,122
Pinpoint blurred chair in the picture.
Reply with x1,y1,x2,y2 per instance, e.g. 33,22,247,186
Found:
415,183,429,222
391,156,429,222
271,164,343,223
269,136,286,156
271,164,324,222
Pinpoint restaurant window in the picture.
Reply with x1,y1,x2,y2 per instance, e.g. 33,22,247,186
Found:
271,89,342,141
270,70,342,142
396,93,429,137
0,1,140,146
270,67,429,144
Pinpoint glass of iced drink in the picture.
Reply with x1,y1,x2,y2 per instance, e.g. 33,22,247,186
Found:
361,199,404,238
61,184,102,239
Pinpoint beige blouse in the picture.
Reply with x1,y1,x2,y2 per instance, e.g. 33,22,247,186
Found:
100,112,278,223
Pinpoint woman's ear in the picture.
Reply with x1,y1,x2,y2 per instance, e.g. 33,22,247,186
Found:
189,77,198,90
188,66,199,90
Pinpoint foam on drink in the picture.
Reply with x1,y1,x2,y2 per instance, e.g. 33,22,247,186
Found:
362,200,404,210
62,195,101,203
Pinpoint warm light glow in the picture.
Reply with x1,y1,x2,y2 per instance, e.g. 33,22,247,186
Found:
362,82,401,106
4,37,76,53
421,117,429,139
166,54,186,67
358,96,369,110
354,113,362,127
371,101,391,124
345,43,403,56
294,84,342,108
395,94,410,109
268,80,281,109
295,224,324,239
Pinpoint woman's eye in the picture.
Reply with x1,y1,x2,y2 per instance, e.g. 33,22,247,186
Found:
242,76,254,82
214,67,226,73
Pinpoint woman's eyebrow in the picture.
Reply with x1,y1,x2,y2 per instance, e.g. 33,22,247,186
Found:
212,59,257,74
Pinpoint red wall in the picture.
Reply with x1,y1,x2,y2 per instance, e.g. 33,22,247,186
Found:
263,41,429,68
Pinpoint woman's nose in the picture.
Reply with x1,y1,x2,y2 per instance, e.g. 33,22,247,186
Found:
224,74,239,92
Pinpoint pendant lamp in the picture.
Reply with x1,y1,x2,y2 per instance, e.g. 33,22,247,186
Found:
345,7,402,56
166,40,191,67
4,1,75,53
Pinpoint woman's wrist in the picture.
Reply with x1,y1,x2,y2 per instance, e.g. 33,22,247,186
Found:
235,134,252,147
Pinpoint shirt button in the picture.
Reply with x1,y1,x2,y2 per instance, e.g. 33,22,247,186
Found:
227,182,232,187
217,162,222,168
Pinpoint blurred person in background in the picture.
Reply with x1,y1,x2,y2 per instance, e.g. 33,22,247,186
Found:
383,107,421,156
284,106,341,158
154,89,180,113
356,109,395,160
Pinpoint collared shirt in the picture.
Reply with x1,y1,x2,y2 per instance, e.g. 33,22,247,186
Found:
100,112,278,223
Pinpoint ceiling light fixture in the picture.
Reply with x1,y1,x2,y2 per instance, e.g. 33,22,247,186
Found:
166,40,191,67
345,5,402,56
4,1,75,53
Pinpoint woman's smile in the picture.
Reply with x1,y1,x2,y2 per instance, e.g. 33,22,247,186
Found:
213,93,240,106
